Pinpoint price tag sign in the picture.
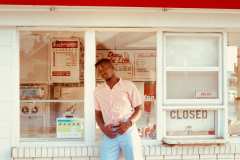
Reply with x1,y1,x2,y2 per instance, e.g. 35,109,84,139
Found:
56,118,84,138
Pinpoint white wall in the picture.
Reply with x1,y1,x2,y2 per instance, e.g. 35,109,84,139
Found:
0,6,240,160
0,27,19,160
0,6,240,29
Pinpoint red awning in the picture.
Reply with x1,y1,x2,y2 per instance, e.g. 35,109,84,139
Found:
0,0,240,9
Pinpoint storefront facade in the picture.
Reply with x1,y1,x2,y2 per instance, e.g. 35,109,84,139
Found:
0,3,240,160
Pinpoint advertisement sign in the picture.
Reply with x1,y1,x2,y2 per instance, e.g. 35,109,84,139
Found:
20,85,48,100
50,38,80,83
96,50,156,81
20,102,44,117
166,109,215,136
56,118,84,138
96,50,134,80
134,51,156,81
53,86,84,100
20,102,46,137
144,82,156,113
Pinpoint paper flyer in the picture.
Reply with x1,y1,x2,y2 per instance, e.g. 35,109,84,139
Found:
50,38,80,83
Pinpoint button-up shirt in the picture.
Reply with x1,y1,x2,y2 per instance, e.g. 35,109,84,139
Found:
94,78,142,125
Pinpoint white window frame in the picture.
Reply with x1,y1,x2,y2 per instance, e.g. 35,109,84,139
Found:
160,31,227,143
163,32,223,105
16,27,228,146
18,27,95,146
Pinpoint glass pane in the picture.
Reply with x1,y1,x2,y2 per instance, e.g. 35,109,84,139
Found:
165,34,220,67
20,31,84,100
20,32,49,83
226,43,240,136
166,110,216,136
95,32,156,140
166,71,219,99
20,31,85,139
20,102,84,139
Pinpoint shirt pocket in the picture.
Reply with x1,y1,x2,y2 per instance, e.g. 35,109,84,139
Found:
114,90,132,106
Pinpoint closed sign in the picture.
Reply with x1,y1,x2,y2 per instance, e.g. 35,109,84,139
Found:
166,110,215,136
170,110,208,119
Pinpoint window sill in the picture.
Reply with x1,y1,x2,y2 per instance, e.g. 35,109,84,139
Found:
162,137,226,145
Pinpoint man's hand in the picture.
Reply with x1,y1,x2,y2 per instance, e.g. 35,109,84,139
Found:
103,124,118,139
117,106,142,134
96,111,118,139
118,121,132,135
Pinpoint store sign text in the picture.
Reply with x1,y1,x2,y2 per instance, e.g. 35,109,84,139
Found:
170,110,208,119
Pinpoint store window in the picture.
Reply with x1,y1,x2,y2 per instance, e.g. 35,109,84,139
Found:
20,31,84,139
19,29,226,143
163,33,223,138
227,32,240,136
95,32,157,140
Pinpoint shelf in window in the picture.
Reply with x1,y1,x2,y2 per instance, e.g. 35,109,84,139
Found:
163,99,222,106
96,79,156,82
162,105,225,110
20,99,84,103
20,82,50,84
165,67,219,72
20,138,85,143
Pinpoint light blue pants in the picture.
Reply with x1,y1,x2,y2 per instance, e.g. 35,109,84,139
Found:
100,125,143,160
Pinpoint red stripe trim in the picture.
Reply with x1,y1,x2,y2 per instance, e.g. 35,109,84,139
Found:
0,0,240,9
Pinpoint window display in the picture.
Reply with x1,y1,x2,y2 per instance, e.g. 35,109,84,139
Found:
20,31,84,139
96,32,156,140
20,102,84,138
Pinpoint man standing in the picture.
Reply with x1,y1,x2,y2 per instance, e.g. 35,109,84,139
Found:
94,58,143,160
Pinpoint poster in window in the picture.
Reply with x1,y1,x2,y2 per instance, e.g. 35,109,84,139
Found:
96,50,134,80
79,41,84,80
96,50,156,81
50,38,80,83
20,85,49,100
144,82,156,113
20,102,46,137
56,118,84,138
134,51,156,81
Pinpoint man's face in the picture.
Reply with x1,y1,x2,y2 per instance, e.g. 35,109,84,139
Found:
96,63,115,80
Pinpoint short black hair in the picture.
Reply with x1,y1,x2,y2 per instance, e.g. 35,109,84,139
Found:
95,58,113,68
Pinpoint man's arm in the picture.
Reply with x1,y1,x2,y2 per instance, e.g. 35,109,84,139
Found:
95,110,105,132
118,105,142,134
95,110,118,138
128,105,142,124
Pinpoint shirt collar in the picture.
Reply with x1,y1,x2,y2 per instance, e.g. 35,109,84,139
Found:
104,77,122,89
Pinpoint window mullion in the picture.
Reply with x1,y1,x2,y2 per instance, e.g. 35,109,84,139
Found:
84,31,96,145
156,31,163,140
223,32,228,139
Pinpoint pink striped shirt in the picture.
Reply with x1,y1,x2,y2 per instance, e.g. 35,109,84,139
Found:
94,78,142,125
